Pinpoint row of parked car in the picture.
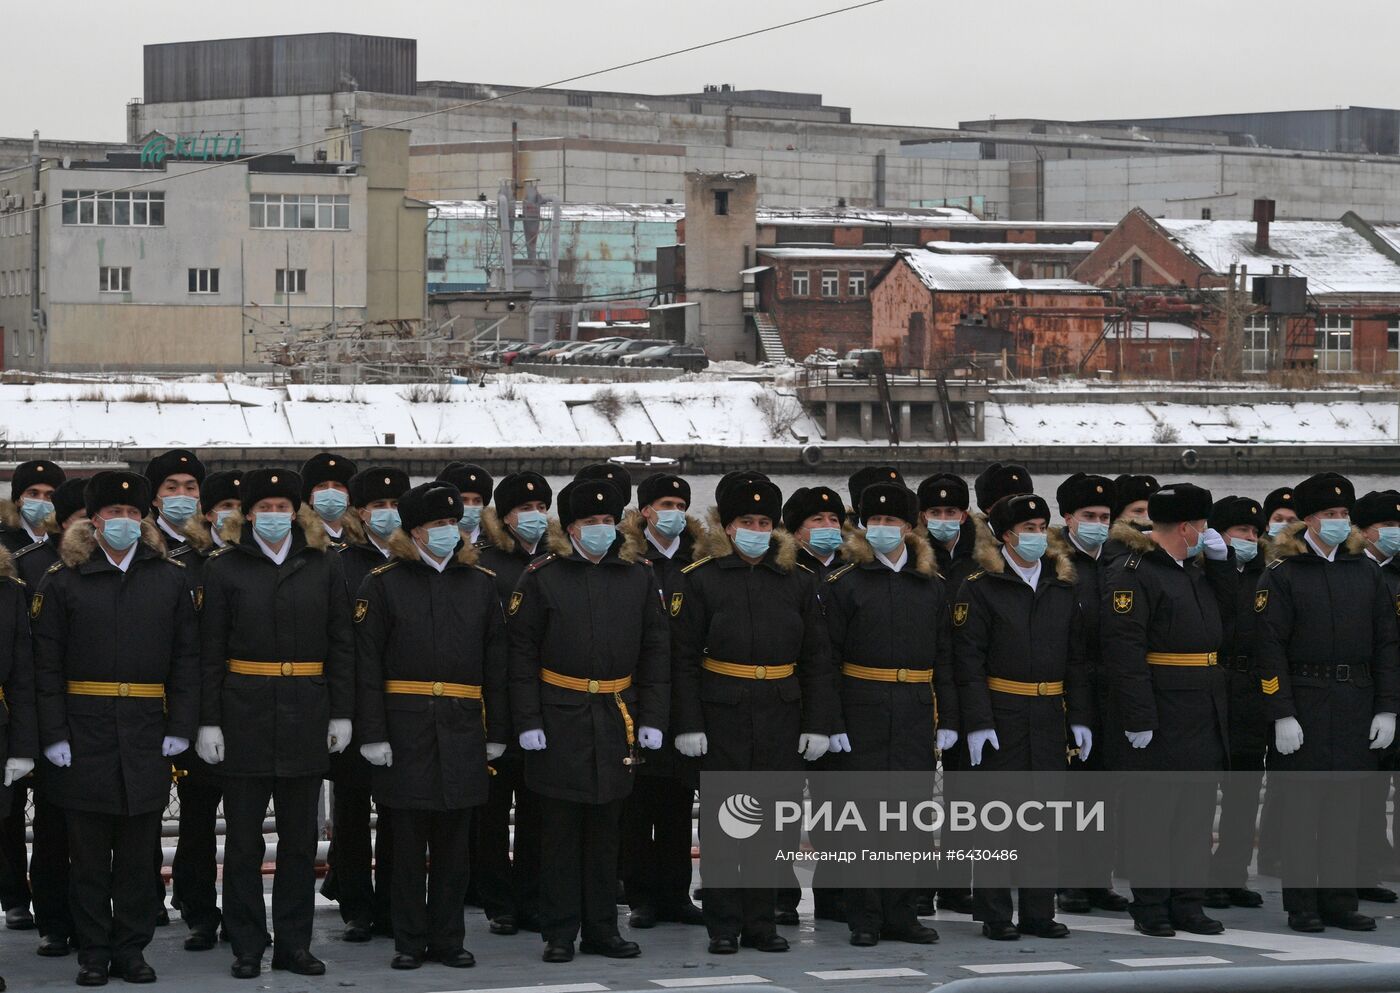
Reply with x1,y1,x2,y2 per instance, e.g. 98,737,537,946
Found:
476,336,710,372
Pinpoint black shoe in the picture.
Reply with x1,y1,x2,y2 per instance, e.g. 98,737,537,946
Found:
109,957,156,983
656,902,705,925
433,948,476,968
4,908,34,931
914,894,935,916
1133,920,1176,937
1056,889,1091,913
708,935,738,954
1322,911,1376,931
38,933,73,956
773,908,800,926
981,920,1020,941
1018,918,1070,939
628,905,657,929
489,915,518,935
343,922,373,943
1227,887,1264,908
271,949,325,976
1288,912,1325,933
1358,886,1398,904
184,927,217,952
542,940,574,963
0,973,6,991
390,952,422,970
1203,889,1232,909
938,891,975,915
740,932,790,952
1086,888,1130,912
76,966,108,987
230,955,261,979
1173,913,1224,935
883,923,939,944
849,930,879,947
580,935,641,958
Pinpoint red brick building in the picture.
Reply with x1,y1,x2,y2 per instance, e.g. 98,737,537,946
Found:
750,248,894,360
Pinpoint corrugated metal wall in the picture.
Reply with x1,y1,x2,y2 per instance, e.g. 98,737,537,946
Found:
144,33,416,103
1090,108,1400,155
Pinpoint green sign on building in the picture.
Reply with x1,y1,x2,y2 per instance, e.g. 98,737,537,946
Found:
140,132,243,166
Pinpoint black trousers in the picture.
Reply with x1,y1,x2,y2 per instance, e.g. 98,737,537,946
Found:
0,784,29,911
66,809,162,971
537,795,622,945
620,775,694,911
392,808,471,956
1123,776,1213,925
32,793,73,937
1280,774,1361,917
845,887,919,935
1210,752,1265,890
323,784,393,927
1358,760,1396,885
938,744,972,898
472,753,541,922
221,775,320,958
172,774,222,932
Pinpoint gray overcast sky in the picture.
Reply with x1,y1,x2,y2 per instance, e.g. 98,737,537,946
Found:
9,0,1400,141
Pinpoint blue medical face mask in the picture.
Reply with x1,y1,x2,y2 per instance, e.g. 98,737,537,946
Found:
926,518,962,543
1318,517,1351,546
253,511,293,544
1074,521,1110,549
99,517,142,551
423,524,459,559
806,526,843,555
214,509,236,529
1184,525,1203,559
311,489,348,521
866,524,904,555
159,495,198,525
733,528,772,559
652,509,688,539
20,498,53,527
458,505,482,532
1013,532,1047,561
1230,537,1259,563
512,510,548,545
1268,520,1289,537
1377,527,1400,558
368,508,400,539
577,523,616,557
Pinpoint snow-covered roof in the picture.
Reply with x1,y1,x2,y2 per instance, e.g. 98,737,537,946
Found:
934,218,1115,230
648,301,698,310
1019,278,1108,294
1156,218,1400,294
898,250,1023,291
757,206,976,226
756,248,896,260
431,201,685,223
1105,321,1210,340
926,240,1100,254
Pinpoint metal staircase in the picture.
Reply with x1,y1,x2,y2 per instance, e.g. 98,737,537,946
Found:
753,312,790,363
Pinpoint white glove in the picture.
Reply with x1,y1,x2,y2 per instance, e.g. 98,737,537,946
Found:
327,719,352,754
195,726,224,765
828,732,851,753
967,728,999,766
936,728,959,752
675,732,707,757
359,742,393,767
519,729,547,751
1202,527,1228,561
3,757,34,786
799,733,830,762
1071,724,1093,763
43,741,71,768
1274,716,1304,755
161,736,189,758
1370,712,1396,751
486,742,506,761
1125,729,1154,749
637,726,663,750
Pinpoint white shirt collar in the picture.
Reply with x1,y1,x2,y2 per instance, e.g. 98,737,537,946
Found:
324,522,342,540
877,544,908,573
1304,529,1338,563
802,543,834,567
23,520,44,544
1001,545,1042,587
417,545,449,573
157,515,184,543
1366,547,1392,567
367,533,393,558
103,542,137,573
254,531,291,565
211,527,226,549
466,525,480,545
647,528,681,559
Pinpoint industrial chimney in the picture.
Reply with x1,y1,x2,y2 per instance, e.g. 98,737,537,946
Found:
1253,198,1275,253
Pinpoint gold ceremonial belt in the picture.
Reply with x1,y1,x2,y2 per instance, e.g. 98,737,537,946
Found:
702,658,795,680
227,660,324,677
987,677,1063,697
1146,652,1218,667
65,681,164,699
841,663,932,684
384,680,481,699
539,669,632,694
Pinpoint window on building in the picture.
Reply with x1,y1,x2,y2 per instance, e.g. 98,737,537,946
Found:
99,266,131,293
791,269,810,296
62,190,164,227
1315,314,1354,372
848,270,867,297
250,193,350,230
1130,257,1143,286
821,270,840,297
427,257,447,273
275,268,307,294
1390,318,1400,370
567,93,594,108
1201,208,1212,220
1242,314,1271,373
188,268,220,294
713,190,729,216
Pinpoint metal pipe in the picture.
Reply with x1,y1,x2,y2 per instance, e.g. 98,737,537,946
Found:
933,963,1400,993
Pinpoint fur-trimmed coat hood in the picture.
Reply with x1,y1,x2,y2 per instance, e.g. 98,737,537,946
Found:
838,527,939,578
217,504,331,553
697,507,799,572
481,506,520,553
386,527,482,568
0,544,17,581
973,515,1076,584
619,510,706,557
1266,518,1367,561
59,517,168,568
0,499,58,538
